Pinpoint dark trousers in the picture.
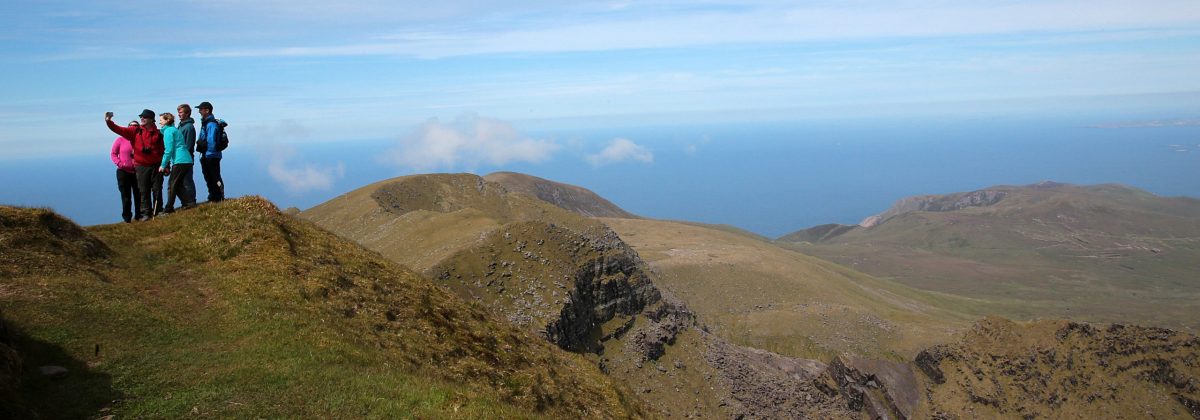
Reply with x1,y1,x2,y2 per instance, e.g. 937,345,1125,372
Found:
200,157,224,202
152,170,164,215
116,169,140,223
165,163,196,211
134,165,160,219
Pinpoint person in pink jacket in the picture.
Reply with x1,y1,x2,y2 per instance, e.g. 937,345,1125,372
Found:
110,121,142,222
106,109,164,220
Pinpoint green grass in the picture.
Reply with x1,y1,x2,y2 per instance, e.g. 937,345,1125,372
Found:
0,199,643,418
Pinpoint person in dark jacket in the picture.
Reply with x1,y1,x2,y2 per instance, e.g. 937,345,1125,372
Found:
110,121,142,222
196,101,224,202
106,109,164,220
174,104,198,207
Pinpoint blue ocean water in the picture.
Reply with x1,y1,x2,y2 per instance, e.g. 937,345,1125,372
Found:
519,116,1200,237
2,116,1197,237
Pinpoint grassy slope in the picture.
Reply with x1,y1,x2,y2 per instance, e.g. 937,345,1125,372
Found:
305,173,976,361
302,173,597,273
783,184,1200,332
482,172,637,219
0,199,643,418
306,174,739,418
600,217,979,361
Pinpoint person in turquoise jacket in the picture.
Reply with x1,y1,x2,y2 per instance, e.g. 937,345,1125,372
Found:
158,112,196,212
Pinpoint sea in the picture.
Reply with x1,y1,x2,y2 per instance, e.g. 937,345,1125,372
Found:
3,115,1198,238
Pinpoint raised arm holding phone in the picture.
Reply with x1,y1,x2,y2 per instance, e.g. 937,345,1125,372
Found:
105,109,164,220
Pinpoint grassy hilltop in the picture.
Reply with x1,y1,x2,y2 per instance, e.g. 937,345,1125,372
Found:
0,199,643,418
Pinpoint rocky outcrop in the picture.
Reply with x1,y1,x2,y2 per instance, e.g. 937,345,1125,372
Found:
706,338,854,419
544,227,662,352
825,355,920,420
859,189,1007,228
915,316,1200,419
623,296,692,361
432,222,661,353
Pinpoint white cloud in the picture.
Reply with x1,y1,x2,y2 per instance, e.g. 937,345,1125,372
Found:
268,151,346,193
247,120,346,193
586,138,653,167
383,113,559,170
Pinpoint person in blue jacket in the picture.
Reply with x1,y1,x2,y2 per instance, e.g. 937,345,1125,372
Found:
196,101,224,202
159,111,195,212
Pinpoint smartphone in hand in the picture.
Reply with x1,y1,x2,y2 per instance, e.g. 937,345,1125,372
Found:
105,111,114,120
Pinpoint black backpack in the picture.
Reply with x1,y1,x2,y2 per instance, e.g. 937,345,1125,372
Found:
215,120,229,152
197,119,229,153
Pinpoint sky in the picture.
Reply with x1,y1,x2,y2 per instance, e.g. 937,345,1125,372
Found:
1,0,1199,231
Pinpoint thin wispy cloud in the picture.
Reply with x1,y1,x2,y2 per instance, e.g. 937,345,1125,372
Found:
176,1,1200,59
248,120,347,193
1,0,1198,161
586,138,653,167
268,150,346,193
25,1,1197,61
383,113,559,170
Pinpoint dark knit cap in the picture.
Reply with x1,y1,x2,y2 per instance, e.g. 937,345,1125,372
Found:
139,109,155,119
197,101,213,110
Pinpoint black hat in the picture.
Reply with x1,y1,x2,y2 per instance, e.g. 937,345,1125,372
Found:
139,109,155,119
197,101,213,110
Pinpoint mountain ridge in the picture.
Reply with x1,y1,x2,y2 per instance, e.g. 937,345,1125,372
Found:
780,181,1200,331
483,171,638,218
7,173,1199,417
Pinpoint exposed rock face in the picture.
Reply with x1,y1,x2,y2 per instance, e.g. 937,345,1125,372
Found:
428,212,864,418
826,355,920,420
859,189,1008,228
432,222,661,353
623,296,692,361
705,338,855,419
543,227,662,352
915,316,1200,419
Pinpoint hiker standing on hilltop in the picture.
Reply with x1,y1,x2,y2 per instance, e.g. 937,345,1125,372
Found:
110,120,142,223
159,111,196,212
174,104,198,207
196,101,224,202
106,109,164,221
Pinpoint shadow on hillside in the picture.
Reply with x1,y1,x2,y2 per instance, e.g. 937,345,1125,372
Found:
7,325,121,418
